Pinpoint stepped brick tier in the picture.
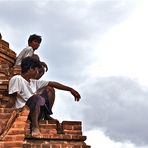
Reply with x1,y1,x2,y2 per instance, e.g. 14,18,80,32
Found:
0,38,16,106
0,37,91,147
24,120,90,148
0,106,29,148
0,39,16,67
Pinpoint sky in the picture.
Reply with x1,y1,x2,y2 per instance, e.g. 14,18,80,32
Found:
1,0,148,147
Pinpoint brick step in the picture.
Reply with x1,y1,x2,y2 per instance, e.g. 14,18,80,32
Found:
0,141,24,148
0,108,14,113
23,142,90,148
24,120,90,147
25,120,83,137
25,133,87,141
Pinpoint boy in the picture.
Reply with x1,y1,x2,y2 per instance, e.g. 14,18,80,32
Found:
15,34,48,79
7,57,81,137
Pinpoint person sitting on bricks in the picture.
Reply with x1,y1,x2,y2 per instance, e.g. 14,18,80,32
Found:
14,34,47,79
7,57,81,137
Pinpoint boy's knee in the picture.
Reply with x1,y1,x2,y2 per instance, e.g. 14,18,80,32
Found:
46,86,55,94
29,95,40,102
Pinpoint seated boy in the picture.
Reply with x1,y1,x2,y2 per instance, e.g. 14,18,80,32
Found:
7,57,81,137
15,34,48,79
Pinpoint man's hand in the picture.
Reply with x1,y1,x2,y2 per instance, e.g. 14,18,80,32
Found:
70,88,81,101
41,62,48,72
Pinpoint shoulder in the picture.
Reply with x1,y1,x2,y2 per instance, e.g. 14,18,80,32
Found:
23,46,33,51
10,75,23,81
30,79,49,86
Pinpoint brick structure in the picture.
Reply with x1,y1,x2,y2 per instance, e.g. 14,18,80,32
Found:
0,38,16,106
0,36,90,148
0,106,30,148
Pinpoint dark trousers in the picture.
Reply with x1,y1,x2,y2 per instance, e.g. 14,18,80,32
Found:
26,94,52,128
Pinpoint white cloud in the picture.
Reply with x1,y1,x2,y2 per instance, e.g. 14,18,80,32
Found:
85,129,137,148
89,0,148,87
71,76,148,146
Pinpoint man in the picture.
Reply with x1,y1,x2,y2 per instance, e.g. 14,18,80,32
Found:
7,57,81,137
15,34,47,79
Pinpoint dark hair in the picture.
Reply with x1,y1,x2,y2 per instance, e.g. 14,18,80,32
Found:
21,57,42,74
28,34,42,44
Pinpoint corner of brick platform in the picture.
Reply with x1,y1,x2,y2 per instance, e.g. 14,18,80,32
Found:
24,120,91,148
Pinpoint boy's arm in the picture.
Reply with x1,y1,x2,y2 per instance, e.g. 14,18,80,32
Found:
5,93,17,108
48,81,81,101
32,54,48,71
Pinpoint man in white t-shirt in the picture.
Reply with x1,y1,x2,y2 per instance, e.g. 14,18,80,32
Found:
7,57,81,137
15,34,48,79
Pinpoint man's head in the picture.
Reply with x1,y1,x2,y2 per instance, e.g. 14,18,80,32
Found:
28,34,42,50
21,57,42,77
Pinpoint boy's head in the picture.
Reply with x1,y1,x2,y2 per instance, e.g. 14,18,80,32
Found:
21,57,41,75
28,34,42,50
28,34,42,44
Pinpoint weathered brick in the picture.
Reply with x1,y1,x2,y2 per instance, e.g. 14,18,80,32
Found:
40,128,57,135
15,116,28,122
39,124,57,129
62,121,81,125
4,134,25,141
63,130,82,135
7,128,25,135
3,141,23,148
0,113,11,119
12,121,26,128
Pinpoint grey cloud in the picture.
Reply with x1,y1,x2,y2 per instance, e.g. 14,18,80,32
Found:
0,1,37,28
69,76,148,146
37,1,137,83
0,1,137,83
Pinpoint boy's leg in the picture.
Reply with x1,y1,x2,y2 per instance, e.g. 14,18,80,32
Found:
40,86,55,110
30,103,41,136
40,86,56,120
26,95,45,136
46,86,55,109
30,102,40,129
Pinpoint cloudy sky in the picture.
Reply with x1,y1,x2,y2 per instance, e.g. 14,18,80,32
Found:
1,0,148,147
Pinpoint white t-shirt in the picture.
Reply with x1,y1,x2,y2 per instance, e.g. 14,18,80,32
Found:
15,46,34,65
9,75,49,109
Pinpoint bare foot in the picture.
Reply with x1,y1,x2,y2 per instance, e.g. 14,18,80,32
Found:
31,127,42,138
